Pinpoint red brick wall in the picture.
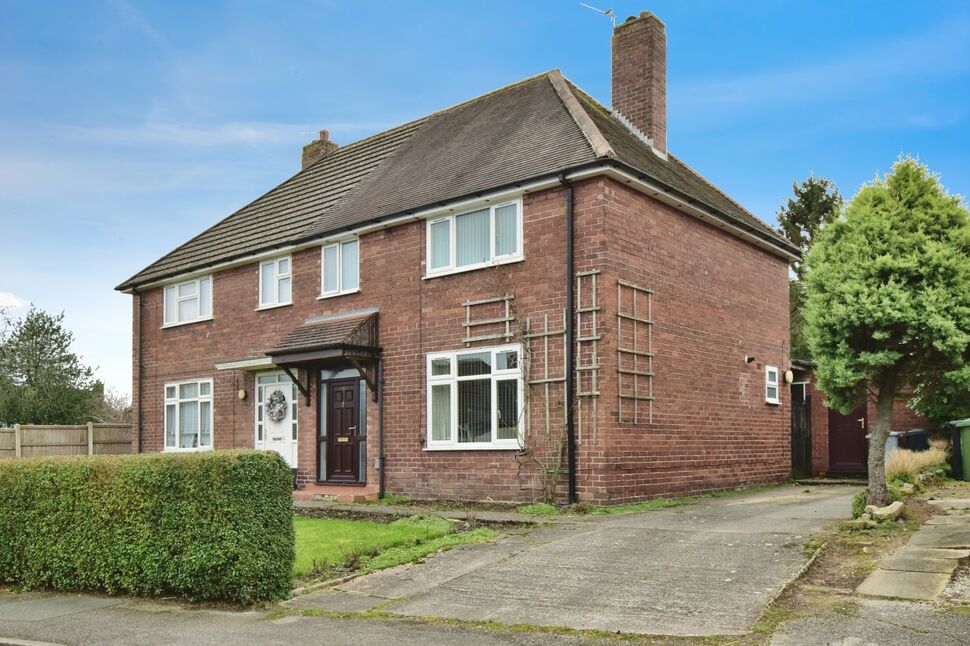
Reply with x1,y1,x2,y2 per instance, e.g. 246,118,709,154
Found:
131,176,792,503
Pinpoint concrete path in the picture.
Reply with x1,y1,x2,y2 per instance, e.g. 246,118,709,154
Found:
771,597,970,646
856,494,970,601
300,485,859,637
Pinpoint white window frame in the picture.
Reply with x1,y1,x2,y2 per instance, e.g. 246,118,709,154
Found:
162,276,212,328
425,343,524,450
258,255,292,309
765,365,781,405
425,198,523,278
319,238,360,299
163,378,214,452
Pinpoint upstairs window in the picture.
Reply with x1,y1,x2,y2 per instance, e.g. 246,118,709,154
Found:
320,239,359,297
426,344,523,450
164,379,213,451
259,256,292,309
765,365,780,404
427,200,522,276
163,276,211,327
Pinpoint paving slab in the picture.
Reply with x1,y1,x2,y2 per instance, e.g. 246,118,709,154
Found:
907,526,970,548
896,546,970,559
928,498,970,510
281,589,386,613
856,569,952,600
0,596,121,622
925,515,970,525
377,486,858,636
879,554,959,574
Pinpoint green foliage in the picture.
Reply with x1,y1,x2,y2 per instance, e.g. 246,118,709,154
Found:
0,450,294,603
516,502,559,515
777,176,843,281
363,528,497,572
789,279,810,361
0,307,99,425
851,491,866,518
805,158,970,418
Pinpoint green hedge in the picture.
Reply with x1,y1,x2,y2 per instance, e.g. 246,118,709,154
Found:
0,450,294,603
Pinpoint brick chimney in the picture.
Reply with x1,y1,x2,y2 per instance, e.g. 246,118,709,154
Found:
612,12,666,155
301,130,339,169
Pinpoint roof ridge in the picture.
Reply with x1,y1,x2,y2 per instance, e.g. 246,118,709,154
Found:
546,70,613,159
666,152,787,241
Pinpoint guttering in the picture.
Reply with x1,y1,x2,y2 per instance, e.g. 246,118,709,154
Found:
118,160,798,293
559,174,578,505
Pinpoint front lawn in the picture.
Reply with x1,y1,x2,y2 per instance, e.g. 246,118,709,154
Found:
293,515,495,580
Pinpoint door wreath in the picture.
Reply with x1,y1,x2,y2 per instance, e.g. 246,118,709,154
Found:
266,389,288,423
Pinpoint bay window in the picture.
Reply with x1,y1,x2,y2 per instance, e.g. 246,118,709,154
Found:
259,256,292,308
164,379,213,451
426,200,522,276
162,276,211,327
426,344,523,449
320,239,359,297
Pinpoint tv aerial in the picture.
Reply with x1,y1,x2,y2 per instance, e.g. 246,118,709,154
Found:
579,3,617,27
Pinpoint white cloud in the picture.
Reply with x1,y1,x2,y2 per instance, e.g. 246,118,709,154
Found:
0,292,28,308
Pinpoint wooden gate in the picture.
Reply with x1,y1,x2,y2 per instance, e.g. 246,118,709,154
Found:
791,397,812,478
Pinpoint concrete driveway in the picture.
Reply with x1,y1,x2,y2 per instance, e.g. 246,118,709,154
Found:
323,485,859,636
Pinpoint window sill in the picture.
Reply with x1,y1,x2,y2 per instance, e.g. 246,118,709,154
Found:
424,256,524,280
162,446,213,453
423,444,522,452
766,401,781,406
160,316,213,330
317,288,360,301
255,302,292,312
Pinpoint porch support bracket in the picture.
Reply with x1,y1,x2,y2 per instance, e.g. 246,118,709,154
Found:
281,366,312,407
348,357,378,402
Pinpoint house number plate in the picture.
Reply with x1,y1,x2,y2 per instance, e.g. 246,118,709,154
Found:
336,437,350,443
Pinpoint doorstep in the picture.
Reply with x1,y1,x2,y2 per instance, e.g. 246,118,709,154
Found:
292,483,380,503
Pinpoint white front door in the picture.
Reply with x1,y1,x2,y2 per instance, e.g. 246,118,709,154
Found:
256,372,298,468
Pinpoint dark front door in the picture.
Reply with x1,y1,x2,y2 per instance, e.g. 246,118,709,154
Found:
828,403,868,474
791,392,812,479
326,379,360,482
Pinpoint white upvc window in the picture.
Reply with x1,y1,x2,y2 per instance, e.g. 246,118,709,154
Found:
426,199,523,277
259,256,292,309
765,365,780,404
162,276,212,327
426,344,524,450
320,238,360,298
164,379,213,451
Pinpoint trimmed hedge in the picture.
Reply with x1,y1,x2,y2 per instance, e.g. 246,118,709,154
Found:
0,450,294,603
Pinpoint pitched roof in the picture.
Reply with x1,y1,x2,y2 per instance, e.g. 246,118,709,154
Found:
267,312,377,356
118,71,796,290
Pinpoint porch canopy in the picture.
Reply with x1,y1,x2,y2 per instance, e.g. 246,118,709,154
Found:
265,311,380,402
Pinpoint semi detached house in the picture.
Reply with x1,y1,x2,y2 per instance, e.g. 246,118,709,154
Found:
118,12,799,504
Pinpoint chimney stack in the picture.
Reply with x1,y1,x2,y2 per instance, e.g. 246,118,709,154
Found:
612,12,667,155
301,130,339,169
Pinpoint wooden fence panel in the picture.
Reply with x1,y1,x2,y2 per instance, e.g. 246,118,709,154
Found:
0,424,131,459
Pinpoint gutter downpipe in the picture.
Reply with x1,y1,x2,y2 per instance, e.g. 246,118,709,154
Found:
377,357,386,498
560,175,578,504
134,288,144,453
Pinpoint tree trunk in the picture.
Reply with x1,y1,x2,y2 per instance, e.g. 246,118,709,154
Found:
865,375,897,507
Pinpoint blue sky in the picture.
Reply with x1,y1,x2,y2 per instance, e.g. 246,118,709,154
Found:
2,0,968,397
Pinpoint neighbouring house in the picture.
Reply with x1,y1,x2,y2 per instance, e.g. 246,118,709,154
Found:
789,361,932,478
117,12,799,504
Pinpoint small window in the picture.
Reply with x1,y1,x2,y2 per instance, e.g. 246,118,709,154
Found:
320,239,359,297
765,366,780,405
259,256,292,308
163,276,212,327
426,344,523,450
426,200,522,276
164,379,213,451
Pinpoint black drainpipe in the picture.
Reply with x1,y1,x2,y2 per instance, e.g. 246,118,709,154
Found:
134,288,144,453
560,175,578,504
377,357,386,498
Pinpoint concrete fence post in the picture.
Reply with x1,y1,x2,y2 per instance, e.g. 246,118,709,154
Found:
87,422,95,455
14,424,21,458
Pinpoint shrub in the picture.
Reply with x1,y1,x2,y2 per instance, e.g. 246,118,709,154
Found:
885,446,948,481
851,491,866,518
0,450,294,603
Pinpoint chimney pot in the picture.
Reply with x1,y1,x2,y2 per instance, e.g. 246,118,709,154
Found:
612,11,667,154
302,129,339,169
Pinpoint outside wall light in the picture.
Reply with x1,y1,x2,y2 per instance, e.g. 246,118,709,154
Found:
238,389,247,401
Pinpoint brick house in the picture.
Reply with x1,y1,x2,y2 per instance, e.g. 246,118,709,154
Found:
117,12,799,504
